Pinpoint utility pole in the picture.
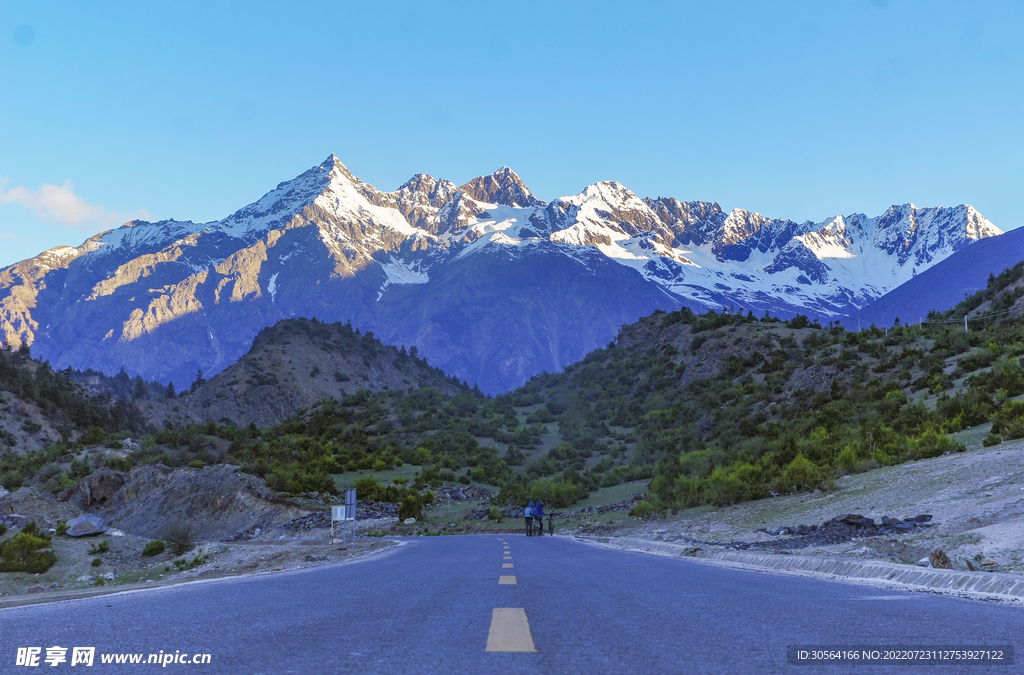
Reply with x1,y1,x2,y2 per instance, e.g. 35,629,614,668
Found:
965,315,969,332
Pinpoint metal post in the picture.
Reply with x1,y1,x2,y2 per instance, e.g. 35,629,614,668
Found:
965,315,969,332
331,505,343,545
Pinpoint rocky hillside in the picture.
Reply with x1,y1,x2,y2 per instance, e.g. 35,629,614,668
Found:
141,317,472,428
0,154,999,394
508,259,1024,514
8,264,1024,523
0,346,145,458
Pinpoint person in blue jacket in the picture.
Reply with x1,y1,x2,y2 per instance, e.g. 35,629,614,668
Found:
524,501,535,536
534,501,545,536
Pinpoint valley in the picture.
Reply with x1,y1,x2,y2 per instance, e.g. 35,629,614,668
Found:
4,262,1024,601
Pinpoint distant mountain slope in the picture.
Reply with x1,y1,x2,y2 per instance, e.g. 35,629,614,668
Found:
842,227,1024,329
141,317,471,428
0,154,1000,393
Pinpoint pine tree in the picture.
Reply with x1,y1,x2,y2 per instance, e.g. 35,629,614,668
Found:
132,376,146,401
166,382,176,399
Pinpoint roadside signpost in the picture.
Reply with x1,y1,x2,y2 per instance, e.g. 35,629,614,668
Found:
332,489,357,548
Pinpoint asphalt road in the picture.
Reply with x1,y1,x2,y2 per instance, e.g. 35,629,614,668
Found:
3,535,1023,674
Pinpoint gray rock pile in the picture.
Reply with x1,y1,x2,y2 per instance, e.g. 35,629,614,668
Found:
751,513,935,550
427,485,493,506
661,513,937,551
276,500,401,535
0,487,82,529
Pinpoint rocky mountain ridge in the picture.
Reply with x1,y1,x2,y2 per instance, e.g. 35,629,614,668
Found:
0,154,1000,393
141,317,471,428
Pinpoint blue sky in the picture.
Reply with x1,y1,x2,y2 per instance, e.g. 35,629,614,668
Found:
1,0,1021,267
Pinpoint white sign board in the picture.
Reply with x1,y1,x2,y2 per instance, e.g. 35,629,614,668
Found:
332,506,344,521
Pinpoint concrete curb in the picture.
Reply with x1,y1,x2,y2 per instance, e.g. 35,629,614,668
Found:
576,535,1024,600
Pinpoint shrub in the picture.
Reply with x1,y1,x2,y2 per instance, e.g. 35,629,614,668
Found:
908,428,965,460
486,506,503,522
88,540,110,555
142,540,166,557
398,495,423,520
163,522,198,556
779,454,822,493
982,433,1003,447
0,524,6,536
835,446,858,472
20,520,48,540
55,520,68,536
353,475,382,501
458,474,471,485
91,557,102,567
0,529,57,573
629,500,663,520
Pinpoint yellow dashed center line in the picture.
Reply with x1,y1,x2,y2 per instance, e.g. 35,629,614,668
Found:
486,608,537,652
498,575,517,585
502,563,513,568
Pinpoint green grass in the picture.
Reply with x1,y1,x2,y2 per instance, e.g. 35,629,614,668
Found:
332,463,423,491
571,481,646,509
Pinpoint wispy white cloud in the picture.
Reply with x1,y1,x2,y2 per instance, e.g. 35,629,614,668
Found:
0,178,151,229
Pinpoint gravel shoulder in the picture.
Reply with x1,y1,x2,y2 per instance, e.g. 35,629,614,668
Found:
0,533,398,608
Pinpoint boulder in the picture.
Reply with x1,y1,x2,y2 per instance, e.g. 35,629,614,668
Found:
916,557,931,567
0,485,8,499
26,584,45,594
974,554,998,572
66,513,108,537
929,548,952,570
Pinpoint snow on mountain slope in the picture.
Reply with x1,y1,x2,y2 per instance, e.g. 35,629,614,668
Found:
0,153,1002,394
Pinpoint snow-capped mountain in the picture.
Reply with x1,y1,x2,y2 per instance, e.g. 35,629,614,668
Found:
842,226,1024,330
0,155,1000,393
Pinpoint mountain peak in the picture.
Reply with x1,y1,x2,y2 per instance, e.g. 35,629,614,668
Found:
459,167,544,208
319,153,356,183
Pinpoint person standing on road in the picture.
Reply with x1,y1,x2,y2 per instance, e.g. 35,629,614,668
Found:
534,501,545,536
525,501,535,536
